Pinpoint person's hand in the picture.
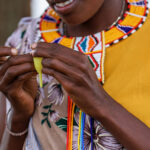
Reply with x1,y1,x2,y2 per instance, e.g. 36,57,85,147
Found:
0,47,38,120
32,42,107,119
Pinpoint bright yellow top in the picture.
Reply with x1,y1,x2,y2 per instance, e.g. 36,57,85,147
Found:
103,13,150,127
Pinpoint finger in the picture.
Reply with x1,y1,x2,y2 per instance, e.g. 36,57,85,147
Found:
7,71,37,102
0,54,33,76
4,71,37,111
31,42,49,50
0,60,5,65
7,72,36,90
32,42,72,58
0,57,8,61
31,42,56,57
32,42,85,67
0,63,35,88
42,58,84,79
0,47,18,57
0,56,11,65
17,72,37,82
18,72,38,99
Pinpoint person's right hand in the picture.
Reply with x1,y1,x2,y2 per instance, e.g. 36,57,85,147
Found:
0,47,38,120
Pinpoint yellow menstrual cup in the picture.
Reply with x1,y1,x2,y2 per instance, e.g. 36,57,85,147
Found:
33,57,43,88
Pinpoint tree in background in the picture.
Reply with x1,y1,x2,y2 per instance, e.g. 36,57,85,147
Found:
0,0,30,45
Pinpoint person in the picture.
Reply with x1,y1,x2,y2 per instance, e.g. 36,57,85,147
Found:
0,0,150,149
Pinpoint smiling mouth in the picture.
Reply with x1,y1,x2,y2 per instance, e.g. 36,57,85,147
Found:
49,0,77,15
55,0,74,7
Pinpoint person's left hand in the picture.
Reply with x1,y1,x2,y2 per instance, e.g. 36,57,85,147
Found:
32,42,108,118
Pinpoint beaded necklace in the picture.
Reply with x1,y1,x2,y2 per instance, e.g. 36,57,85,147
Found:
36,0,149,149
62,0,125,36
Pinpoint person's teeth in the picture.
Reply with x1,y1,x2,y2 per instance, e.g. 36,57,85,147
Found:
56,0,73,7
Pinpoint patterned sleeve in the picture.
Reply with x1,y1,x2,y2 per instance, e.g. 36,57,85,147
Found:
5,17,33,50
4,16,40,113
4,17,34,113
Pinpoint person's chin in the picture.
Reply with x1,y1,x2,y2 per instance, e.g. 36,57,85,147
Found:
60,15,87,26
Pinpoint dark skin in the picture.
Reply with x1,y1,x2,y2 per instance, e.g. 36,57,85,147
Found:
1,0,150,149
0,48,37,150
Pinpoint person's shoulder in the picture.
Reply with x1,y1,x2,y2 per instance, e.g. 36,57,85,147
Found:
5,7,53,49
5,17,40,48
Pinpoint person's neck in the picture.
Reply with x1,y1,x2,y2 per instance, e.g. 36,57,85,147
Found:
65,0,127,37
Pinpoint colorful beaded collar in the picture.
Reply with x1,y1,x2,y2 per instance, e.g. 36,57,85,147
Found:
38,0,149,48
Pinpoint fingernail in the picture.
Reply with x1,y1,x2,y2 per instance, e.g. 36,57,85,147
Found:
31,43,37,49
30,50,35,56
11,48,18,55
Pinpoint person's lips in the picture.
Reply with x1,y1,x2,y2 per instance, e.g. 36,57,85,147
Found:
50,0,78,15
48,0,67,5
55,0,74,7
